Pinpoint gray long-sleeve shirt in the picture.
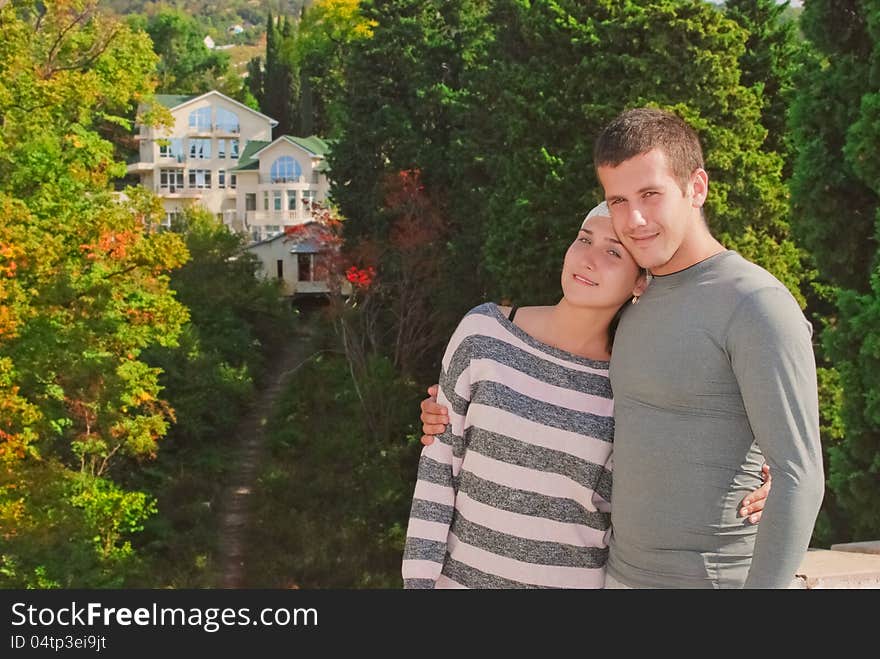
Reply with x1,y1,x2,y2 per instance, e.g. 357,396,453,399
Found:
607,250,824,588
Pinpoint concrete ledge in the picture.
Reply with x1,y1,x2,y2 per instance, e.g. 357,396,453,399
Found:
829,540,880,555
795,548,880,589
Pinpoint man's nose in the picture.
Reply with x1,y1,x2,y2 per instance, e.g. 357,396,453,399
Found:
628,207,648,228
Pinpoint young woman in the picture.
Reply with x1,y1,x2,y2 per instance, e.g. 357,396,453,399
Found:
401,202,649,588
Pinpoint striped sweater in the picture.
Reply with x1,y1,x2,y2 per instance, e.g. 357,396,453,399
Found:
402,303,614,589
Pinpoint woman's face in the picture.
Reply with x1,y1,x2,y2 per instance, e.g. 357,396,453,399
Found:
560,214,645,310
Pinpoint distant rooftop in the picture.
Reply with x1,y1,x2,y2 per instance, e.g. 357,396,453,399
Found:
230,140,270,171
231,136,329,172
154,94,198,109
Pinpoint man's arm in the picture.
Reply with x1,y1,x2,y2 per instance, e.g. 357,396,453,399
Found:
419,387,773,521
728,286,825,588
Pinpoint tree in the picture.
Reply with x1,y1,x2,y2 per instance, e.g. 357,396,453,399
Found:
724,0,805,175
468,0,803,307
329,0,493,374
790,0,880,541
293,0,378,138
262,11,299,137
789,0,877,292
134,10,232,94
142,208,293,447
0,0,188,586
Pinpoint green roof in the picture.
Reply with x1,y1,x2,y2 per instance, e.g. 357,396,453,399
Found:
230,135,331,172
230,140,270,171
282,135,329,156
154,94,198,109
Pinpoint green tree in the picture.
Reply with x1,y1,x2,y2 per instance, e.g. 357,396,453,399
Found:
789,0,877,292
470,0,803,307
143,208,293,447
263,11,300,136
0,0,188,586
724,0,805,175
329,0,493,374
134,10,232,94
791,0,880,540
293,0,378,138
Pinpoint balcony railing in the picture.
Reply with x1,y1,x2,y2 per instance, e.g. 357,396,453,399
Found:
156,186,202,197
246,210,312,225
187,123,240,134
258,175,306,185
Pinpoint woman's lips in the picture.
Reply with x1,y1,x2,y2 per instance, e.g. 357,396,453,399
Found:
573,274,597,286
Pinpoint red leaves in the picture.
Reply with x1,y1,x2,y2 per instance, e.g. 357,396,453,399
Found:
345,265,376,289
383,169,447,251
80,229,139,261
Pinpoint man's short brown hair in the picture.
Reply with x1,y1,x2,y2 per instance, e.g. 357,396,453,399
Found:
593,108,704,193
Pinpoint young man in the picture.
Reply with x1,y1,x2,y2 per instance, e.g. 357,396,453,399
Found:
420,108,824,588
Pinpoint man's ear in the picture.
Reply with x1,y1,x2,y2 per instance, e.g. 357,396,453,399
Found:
690,168,709,208
633,272,650,298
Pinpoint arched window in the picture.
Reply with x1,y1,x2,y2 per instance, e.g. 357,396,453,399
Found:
216,108,239,133
270,156,302,183
188,107,211,131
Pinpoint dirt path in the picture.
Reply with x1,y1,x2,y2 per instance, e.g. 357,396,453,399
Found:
216,324,316,588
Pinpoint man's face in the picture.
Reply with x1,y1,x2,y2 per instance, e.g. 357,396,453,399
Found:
597,148,706,276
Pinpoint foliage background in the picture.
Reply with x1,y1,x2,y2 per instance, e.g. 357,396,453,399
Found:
2,0,878,588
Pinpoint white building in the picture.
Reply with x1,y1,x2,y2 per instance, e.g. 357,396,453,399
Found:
231,135,331,243
128,90,338,297
245,224,347,297
128,90,331,242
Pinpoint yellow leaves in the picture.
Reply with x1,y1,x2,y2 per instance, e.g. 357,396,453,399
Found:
0,495,27,540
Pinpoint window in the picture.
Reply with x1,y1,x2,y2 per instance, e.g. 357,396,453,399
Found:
273,190,282,211
188,169,212,188
217,139,240,159
288,191,297,211
263,191,269,211
276,259,284,279
298,254,314,282
158,138,183,160
218,169,226,188
230,174,237,189
159,169,184,191
162,210,181,228
188,107,212,131
266,225,281,237
189,138,212,159
245,193,256,211
216,108,240,133
270,156,302,183
302,189,315,208
251,227,262,243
